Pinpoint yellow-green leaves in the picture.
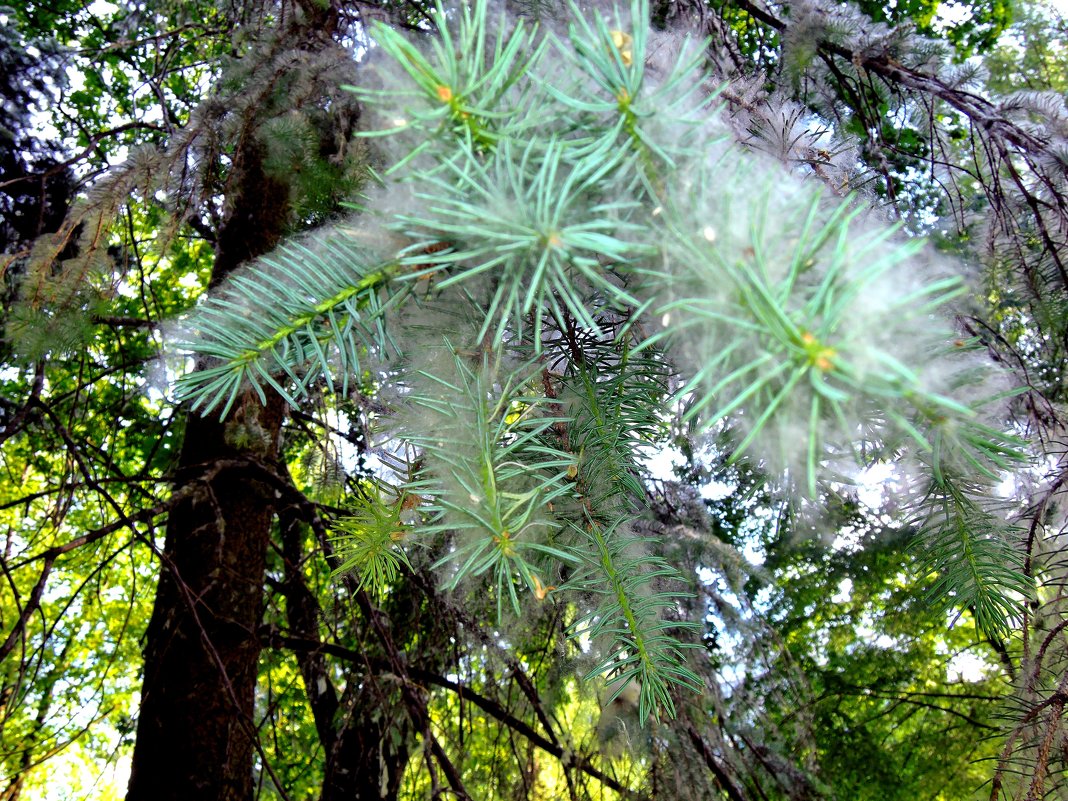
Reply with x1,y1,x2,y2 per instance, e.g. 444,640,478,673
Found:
331,489,415,597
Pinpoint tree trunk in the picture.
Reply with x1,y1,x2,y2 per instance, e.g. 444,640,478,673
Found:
322,714,410,801
278,510,413,801
126,145,290,801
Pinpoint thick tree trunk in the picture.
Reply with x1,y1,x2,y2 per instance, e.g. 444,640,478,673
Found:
126,147,290,801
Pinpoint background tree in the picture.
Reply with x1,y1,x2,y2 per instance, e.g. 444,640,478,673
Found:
1,1,1067,800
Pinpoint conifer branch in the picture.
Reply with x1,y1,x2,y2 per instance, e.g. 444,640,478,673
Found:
399,348,577,619
168,0,1036,716
174,233,404,417
560,339,702,719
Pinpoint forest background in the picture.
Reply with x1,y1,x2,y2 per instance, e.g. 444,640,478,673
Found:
3,0,1068,798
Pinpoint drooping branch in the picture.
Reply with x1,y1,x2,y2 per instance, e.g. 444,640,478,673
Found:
728,0,1066,162
264,631,648,800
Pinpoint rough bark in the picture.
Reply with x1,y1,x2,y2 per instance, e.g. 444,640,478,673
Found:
126,145,290,801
